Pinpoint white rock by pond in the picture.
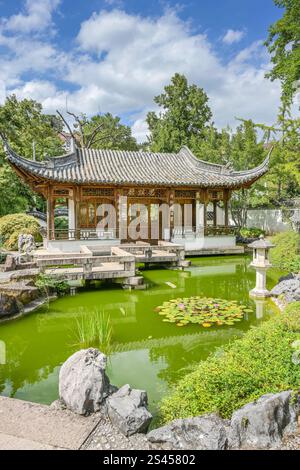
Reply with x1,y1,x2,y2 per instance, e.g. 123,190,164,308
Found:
228,391,299,449
107,384,152,436
147,414,229,450
59,348,111,415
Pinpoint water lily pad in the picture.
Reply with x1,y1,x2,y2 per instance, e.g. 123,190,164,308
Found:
155,296,251,329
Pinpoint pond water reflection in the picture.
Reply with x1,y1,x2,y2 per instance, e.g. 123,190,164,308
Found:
0,256,281,414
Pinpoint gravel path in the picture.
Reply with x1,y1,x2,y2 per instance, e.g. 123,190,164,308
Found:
82,417,158,450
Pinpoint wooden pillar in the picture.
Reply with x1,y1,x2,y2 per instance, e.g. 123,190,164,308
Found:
169,189,175,241
47,185,55,240
115,189,120,240
148,203,151,242
224,190,230,227
204,202,207,228
224,200,229,227
74,186,81,240
192,199,197,229
127,200,131,242
213,201,217,227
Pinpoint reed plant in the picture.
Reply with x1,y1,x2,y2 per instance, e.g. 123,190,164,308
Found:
74,310,113,353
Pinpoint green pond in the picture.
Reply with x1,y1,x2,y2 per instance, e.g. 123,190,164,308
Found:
0,256,281,417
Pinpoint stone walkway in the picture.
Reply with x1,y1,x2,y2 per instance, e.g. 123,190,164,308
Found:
1,396,299,450
0,396,100,450
0,396,156,450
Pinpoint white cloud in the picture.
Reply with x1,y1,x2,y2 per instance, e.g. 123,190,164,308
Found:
104,0,124,7
3,0,60,34
1,5,283,143
222,29,245,45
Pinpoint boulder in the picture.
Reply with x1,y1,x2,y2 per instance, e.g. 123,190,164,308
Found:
147,414,229,450
59,348,111,415
107,384,152,436
278,273,295,283
270,278,300,302
0,293,19,318
285,288,300,303
228,391,299,449
3,255,17,272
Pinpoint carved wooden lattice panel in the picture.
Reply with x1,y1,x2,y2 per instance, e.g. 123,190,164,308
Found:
53,188,70,196
175,190,197,199
208,190,224,201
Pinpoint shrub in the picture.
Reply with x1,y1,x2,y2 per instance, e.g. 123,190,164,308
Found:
160,302,300,422
0,251,8,264
240,227,265,239
0,213,42,250
35,274,69,297
55,216,68,230
270,231,300,272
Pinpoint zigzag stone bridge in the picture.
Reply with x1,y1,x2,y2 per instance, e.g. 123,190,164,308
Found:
34,241,190,289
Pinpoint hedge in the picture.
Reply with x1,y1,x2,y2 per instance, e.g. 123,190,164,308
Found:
270,231,300,273
0,213,42,250
160,302,300,422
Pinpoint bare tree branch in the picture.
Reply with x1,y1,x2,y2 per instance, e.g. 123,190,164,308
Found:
56,110,76,140
88,128,125,148
88,132,115,147
66,111,85,147
86,122,107,148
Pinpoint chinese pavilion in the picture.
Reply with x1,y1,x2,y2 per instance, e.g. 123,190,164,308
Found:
2,140,270,253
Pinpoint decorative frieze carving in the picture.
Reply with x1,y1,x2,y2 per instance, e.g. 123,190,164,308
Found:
124,188,166,198
82,187,114,197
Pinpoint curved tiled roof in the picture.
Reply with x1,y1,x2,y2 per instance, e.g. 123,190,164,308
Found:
2,141,271,189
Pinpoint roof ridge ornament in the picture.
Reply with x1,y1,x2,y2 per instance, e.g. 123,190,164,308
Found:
221,161,234,175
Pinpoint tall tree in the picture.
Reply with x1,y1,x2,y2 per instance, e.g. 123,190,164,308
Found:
265,0,300,106
0,95,63,161
147,74,212,152
0,95,64,216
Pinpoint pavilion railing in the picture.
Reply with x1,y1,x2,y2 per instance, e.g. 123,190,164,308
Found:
49,228,117,240
171,225,239,238
49,225,239,241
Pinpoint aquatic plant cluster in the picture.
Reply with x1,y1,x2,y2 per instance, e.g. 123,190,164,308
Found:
74,310,113,353
155,296,252,327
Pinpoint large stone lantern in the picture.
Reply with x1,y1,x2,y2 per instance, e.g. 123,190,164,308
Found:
248,235,275,298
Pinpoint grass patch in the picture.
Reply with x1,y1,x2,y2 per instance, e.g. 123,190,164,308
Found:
160,302,300,422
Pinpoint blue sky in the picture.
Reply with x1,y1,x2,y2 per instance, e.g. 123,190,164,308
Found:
0,1,285,141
